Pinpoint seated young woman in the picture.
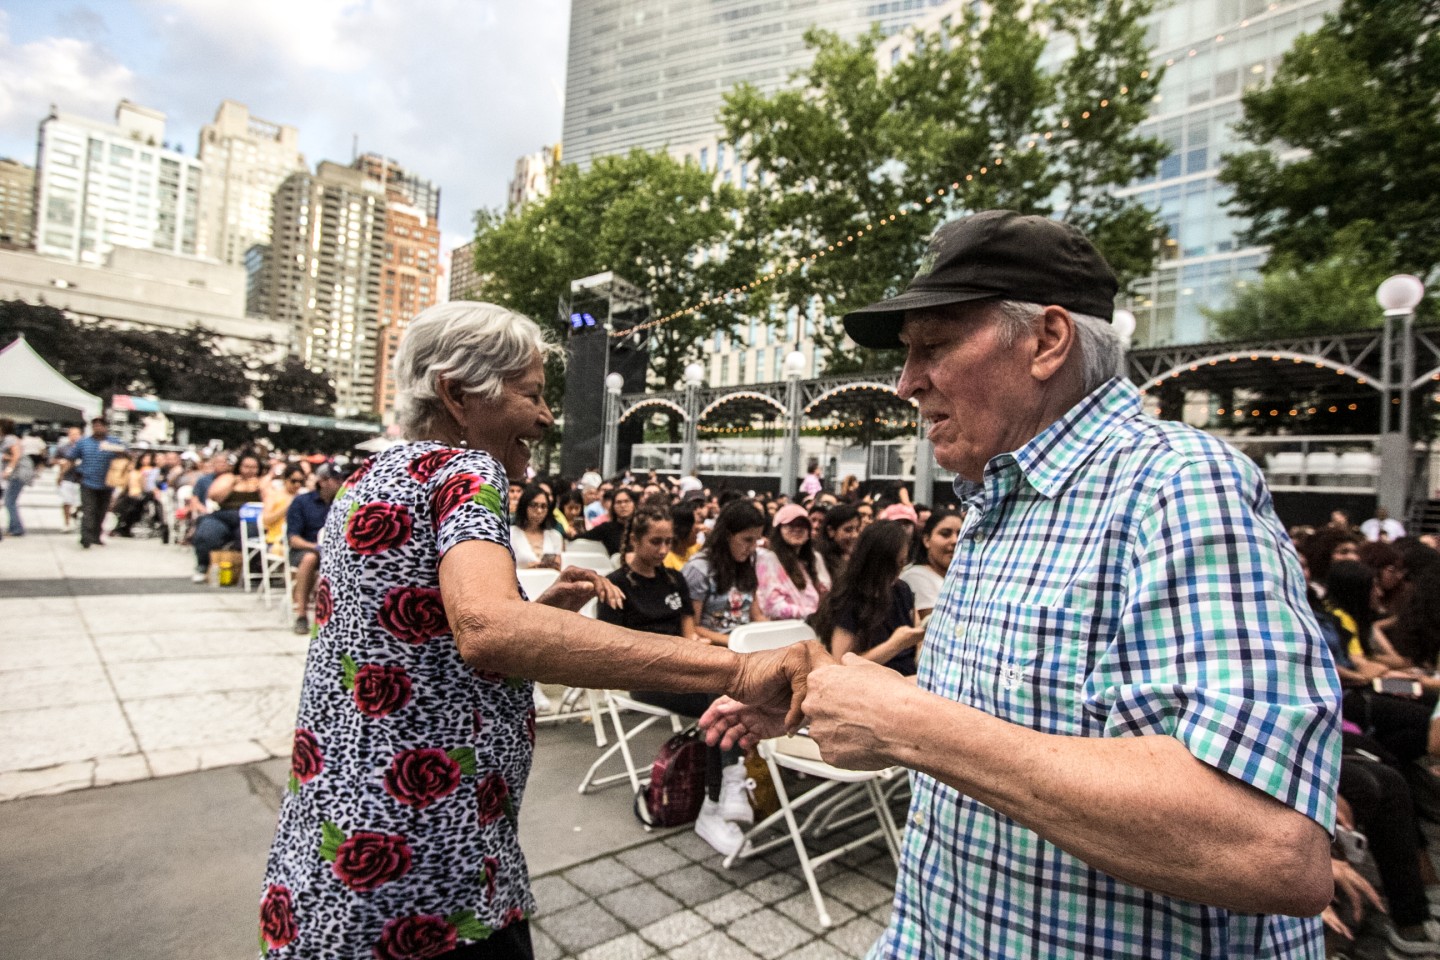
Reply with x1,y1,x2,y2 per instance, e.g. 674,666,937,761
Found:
818,520,924,675
755,502,829,621
599,505,757,856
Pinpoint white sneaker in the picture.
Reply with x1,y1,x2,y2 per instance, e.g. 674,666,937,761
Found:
718,760,755,824
533,685,554,713
191,568,207,584
1386,921,1440,958
694,798,746,857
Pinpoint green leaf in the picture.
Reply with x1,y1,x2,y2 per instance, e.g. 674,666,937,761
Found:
473,483,504,517
319,820,345,862
447,747,477,777
287,772,300,794
259,927,267,952
446,910,494,941
502,795,517,823
340,653,358,691
504,676,528,691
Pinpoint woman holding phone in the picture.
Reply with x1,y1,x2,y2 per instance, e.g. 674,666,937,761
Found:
510,483,562,569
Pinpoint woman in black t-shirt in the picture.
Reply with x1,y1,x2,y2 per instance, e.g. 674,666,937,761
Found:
597,506,752,857
816,520,923,675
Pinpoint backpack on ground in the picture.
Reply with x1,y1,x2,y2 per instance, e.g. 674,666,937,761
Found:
634,726,706,828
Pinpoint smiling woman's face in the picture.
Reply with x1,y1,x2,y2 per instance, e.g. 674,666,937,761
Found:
464,353,553,482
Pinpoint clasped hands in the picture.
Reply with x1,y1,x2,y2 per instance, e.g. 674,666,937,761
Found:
701,646,916,770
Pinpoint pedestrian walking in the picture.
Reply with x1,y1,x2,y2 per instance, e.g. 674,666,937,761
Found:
72,418,126,549
0,419,34,537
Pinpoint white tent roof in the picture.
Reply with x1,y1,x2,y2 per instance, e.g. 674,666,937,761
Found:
0,336,102,422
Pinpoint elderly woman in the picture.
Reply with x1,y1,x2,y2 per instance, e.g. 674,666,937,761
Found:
259,302,824,960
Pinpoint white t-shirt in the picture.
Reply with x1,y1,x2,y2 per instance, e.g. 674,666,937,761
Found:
510,526,563,567
900,564,944,614
1360,517,1406,542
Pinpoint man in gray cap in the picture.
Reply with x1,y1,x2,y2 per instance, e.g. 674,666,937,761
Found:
705,211,1345,958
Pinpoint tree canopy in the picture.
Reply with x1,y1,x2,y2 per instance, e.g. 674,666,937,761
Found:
1220,0,1440,282
467,149,762,406
719,0,1165,373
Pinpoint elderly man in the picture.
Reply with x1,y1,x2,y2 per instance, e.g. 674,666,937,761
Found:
706,211,1341,958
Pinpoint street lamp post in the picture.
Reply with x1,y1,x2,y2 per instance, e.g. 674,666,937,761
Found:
1377,275,1426,517
602,372,624,478
681,362,704,480
779,351,807,498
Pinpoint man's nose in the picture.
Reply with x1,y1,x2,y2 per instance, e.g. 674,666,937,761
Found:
897,354,924,400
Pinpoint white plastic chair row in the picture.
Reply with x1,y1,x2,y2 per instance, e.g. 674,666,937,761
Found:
722,619,905,929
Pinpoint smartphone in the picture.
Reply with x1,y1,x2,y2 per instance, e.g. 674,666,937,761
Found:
1335,826,1368,863
1373,676,1423,697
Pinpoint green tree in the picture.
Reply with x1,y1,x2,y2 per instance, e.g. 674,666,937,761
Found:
720,0,1165,375
259,357,343,453
1219,0,1440,278
469,149,762,410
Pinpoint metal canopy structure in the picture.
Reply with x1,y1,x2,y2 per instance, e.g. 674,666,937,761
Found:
607,325,1440,508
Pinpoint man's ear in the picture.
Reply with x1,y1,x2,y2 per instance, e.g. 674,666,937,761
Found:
1030,305,1076,383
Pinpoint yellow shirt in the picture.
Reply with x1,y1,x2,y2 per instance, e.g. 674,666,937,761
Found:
664,542,701,571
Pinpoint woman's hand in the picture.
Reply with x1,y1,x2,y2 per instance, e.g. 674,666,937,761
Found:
700,640,836,748
535,566,624,612
887,624,925,650
1327,856,1383,939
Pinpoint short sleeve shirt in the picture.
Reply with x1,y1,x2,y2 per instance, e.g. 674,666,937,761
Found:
681,553,757,634
835,579,917,675
260,442,535,958
597,566,692,636
286,491,331,546
873,379,1340,960
73,435,124,490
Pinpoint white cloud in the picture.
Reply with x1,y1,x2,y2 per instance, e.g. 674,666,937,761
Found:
0,11,135,160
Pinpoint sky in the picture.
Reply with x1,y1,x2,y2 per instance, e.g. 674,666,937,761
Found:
0,0,571,261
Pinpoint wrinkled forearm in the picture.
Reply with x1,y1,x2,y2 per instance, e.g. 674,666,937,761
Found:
452,599,741,695
883,686,1333,917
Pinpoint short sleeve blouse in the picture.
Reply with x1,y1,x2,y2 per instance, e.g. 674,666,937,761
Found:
260,442,536,958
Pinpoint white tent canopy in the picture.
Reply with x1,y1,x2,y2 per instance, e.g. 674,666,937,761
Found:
0,335,103,422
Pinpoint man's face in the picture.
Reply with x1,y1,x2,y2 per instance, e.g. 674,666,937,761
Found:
898,305,1041,482
91,420,108,438
318,477,342,502
211,454,231,475
67,428,82,442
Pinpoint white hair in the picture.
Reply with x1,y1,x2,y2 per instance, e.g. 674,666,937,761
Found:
392,301,560,439
991,299,1125,395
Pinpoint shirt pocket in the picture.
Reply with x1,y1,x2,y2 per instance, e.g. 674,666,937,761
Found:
955,600,1092,735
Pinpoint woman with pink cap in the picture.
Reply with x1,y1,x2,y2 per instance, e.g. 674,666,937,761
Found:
755,503,831,621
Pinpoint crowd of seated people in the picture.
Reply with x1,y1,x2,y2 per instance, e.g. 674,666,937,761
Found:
1292,511,1440,956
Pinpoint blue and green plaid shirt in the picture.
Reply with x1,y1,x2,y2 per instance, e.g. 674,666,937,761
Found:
872,378,1340,960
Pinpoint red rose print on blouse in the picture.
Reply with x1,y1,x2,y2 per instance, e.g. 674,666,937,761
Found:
502,906,525,927
314,577,333,627
330,830,413,892
431,472,485,525
476,772,512,826
352,664,412,718
377,586,448,645
373,914,457,960
288,729,323,792
383,747,462,809
259,884,298,949
346,455,375,487
407,448,461,485
346,502,414,555
480,855,500,901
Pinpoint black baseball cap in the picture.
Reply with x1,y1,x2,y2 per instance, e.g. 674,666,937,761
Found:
842,210,1119,349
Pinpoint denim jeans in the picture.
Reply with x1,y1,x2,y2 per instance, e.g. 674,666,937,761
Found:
5,475,26,536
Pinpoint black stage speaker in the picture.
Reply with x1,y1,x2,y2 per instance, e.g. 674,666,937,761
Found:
559,305,649,478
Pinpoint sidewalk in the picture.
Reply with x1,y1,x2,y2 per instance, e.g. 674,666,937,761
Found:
0,481,304,800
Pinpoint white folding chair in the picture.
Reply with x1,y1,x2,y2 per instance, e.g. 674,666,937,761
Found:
723,619,905,929
561,550,615,575
564,539,611,560
578,691,685,796
520,565,608,746
239,504,290,607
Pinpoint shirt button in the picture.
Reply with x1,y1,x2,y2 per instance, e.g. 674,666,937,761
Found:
911,811,925,828
972,532,985,544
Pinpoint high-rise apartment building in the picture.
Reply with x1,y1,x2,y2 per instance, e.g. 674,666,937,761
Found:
507,145,561,212
449,240,480,302
353,153,440,221
34,100,202,264
561,0,955,170
0,157,35,247
196,100,306,266
351,155,442,419
371,197,441,418
266,162,387,418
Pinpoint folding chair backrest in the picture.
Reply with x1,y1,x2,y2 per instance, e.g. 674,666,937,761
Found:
565,539,610,559
726,619,816,654
517,567,560,600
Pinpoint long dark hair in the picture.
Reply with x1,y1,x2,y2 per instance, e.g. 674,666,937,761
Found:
817,502,860,575
515,483,553,532
1326,560,1375,655
702,500,764,594
1387,565,1440,668
771,522,819,592
817,520,911,648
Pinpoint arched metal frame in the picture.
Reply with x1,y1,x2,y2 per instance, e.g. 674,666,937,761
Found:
617,397,689,425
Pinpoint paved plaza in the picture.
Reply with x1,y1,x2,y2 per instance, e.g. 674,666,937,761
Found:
0,478,900,959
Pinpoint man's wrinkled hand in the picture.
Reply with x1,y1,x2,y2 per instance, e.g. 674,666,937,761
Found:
700,640,833,750
803,653,915,770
